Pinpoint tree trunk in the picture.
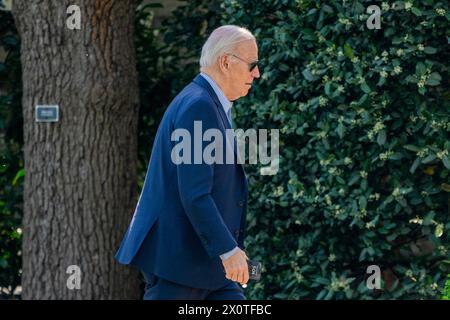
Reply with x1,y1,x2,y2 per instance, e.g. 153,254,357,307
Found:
12,0,141,299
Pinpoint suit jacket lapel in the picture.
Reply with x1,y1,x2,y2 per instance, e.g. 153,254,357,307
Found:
192,74,245,170
193,74,231,131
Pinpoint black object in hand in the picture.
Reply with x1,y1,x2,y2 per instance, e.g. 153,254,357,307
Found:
247,260,262,281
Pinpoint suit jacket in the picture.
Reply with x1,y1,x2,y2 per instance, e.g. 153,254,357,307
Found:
115,74,248,290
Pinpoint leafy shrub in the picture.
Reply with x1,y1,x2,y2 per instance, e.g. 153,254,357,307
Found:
222,0,450,299
443,274,450,299
0,8,23,299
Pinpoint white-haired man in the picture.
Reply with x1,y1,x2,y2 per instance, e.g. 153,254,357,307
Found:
115,25,260,300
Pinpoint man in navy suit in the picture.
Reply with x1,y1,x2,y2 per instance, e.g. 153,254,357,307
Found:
115,25,260,300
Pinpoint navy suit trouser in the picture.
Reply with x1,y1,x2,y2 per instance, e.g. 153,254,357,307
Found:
142,271,246,300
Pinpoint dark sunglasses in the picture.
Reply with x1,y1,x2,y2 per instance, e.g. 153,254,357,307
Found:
228,53,259,72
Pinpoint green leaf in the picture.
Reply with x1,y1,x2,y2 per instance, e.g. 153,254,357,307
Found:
422,154,436,164
403,145,420,152
377,76,386,86
316,289,327,300
411,7,422,16
389,153,402,160
348,174,360,186
377,130,386,146
325,82,331,95
418,86,426,95
302,28,317,40
392,37,402,45
442,156,450,169
12,169,25,186
337,123,345,138
359,196,367,209
416,62,426,75
0,258,8,269
410,157,421,173
322,4,334,14
426,72,441,86
358,94,368,105
343,43,354,59
315,277,330,285
324,290,334,300
302,68,316,81
424,47,437,54
423,212,435,226
360,83,371,93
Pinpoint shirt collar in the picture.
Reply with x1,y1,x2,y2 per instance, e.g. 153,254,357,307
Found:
200,72,233,115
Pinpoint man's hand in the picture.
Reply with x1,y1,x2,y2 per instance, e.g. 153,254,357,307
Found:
221,248,249,285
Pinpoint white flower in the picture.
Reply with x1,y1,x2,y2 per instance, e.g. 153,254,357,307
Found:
319,96,328,107
416,148,428,158
396,49,404,56
382,2,390,11
392,187,401,197
435,8,446,16
338,18,352,26
366,221,375,229
379,151,394,161
360,171,368,179
380,70,388,78
318,131,328,139
344,157,353,165
393,66,402,75
370,193,381,201
382,50,389,57
273,186,284,197
436,150,449,160
417,44,425,51
328,167,337,175
404,2,413,10
373,121,385,132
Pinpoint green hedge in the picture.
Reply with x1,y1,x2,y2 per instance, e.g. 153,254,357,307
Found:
0,8,23,298
222,0,450,299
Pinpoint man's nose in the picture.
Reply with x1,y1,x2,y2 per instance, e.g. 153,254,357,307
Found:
252,66,260,78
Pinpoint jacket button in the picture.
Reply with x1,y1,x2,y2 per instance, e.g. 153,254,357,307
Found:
238,200,244,207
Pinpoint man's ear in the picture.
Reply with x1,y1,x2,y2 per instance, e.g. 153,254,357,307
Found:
219,55,230,71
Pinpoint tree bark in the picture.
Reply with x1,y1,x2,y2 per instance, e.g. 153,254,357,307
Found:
12,0,141,299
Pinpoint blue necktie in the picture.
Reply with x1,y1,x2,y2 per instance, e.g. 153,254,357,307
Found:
226,108,233,128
